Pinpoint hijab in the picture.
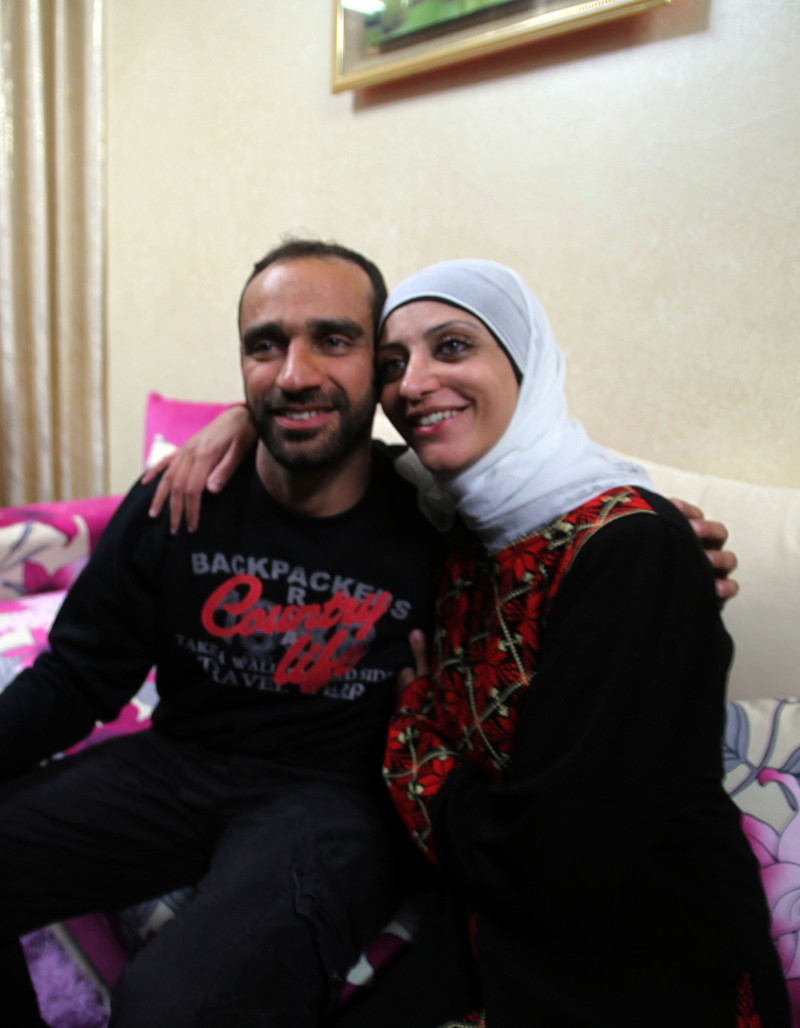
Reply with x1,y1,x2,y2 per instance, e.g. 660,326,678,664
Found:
380,259,652,554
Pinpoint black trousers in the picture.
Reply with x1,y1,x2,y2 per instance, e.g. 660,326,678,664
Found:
0,731,409,1028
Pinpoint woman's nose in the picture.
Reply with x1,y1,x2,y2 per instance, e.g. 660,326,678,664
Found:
398,352,438,401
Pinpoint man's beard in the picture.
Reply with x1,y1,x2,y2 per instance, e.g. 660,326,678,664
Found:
247,385,377,472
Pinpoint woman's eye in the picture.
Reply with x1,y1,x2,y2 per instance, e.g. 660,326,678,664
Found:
438,337,468,358
378,358,406,384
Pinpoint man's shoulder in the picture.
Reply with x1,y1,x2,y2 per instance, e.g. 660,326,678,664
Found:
109,473,163,530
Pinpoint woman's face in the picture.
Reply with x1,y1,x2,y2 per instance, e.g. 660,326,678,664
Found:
378,300,520,476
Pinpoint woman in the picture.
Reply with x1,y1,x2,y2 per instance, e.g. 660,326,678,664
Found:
149,260,783,1026
364,260,788,1027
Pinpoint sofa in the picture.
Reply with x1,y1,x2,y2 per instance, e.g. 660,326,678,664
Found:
2,392,799,1023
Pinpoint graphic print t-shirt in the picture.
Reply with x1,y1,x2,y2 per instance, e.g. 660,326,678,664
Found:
32,442,440,783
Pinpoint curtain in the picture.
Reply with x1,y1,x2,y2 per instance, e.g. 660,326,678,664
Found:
0,0,106,505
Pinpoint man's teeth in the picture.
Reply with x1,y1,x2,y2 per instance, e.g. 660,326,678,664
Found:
417,410,460,427
284,409,325,420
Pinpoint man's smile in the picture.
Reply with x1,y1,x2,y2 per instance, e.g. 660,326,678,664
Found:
269,400,339,432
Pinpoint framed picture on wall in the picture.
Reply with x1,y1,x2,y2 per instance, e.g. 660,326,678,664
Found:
332,0,669,92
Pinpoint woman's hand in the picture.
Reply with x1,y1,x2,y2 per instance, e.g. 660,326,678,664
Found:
396,629,431,697
143,405,256,534
670,497,739,603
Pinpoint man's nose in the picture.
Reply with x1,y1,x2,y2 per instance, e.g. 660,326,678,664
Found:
276,339,324,393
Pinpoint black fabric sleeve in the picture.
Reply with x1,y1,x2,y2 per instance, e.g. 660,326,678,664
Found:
0,479,168,780
429,503,732,931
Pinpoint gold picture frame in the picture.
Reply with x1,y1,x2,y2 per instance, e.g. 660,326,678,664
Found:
333,0,669,92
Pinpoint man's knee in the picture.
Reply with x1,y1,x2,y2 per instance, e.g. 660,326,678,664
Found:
109,921,327,1028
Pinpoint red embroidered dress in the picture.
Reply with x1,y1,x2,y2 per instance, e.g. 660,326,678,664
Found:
382,486,787,1027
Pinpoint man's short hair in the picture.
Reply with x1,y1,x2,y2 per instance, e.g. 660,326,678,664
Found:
239,238,387,338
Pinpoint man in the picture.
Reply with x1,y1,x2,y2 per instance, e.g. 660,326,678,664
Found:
0,240,443,1027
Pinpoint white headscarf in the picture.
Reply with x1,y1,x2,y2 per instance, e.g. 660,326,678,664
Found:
380,259,652,554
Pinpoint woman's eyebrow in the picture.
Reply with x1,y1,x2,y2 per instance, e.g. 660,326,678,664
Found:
423,319,476,338
379,319,476,351
378,316,473,349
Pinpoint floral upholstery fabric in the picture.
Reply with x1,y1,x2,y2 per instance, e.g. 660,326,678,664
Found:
0,495,122,602
725,697,800,1025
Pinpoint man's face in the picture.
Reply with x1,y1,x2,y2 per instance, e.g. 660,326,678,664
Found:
239,256,377,472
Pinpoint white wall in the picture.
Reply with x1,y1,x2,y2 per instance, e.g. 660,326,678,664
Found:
107,0,799,494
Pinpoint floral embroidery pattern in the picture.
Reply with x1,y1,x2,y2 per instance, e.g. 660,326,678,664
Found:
384,487,655,858
436,1013,487,1028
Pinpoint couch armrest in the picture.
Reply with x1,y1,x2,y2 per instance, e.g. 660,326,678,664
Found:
0,494,123,601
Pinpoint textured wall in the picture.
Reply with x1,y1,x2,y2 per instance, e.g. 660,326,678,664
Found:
107,0,799,493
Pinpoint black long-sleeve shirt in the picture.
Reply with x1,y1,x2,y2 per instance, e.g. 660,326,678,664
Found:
0,444,442,785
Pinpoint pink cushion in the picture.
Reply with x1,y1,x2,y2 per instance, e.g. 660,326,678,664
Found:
0,496,123,601
61,913,130,989
143,392,232,469
0,589,155,734
0,592,66,679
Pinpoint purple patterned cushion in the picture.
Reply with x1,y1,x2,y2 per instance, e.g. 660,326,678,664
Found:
725,698,800,1023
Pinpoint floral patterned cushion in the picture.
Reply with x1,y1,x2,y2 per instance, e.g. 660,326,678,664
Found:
0,591,66,685
725,697,800,1023
0,589,156,748
0,496,154,755
0,495,122,602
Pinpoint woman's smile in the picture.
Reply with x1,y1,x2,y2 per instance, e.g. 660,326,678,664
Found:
408,406,467,430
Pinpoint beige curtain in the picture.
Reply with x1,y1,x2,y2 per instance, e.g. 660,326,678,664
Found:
0,0,106,506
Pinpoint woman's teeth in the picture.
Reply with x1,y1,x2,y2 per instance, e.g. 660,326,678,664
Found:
417,409,460,427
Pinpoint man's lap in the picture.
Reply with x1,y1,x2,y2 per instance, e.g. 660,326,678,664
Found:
0,730,403,1005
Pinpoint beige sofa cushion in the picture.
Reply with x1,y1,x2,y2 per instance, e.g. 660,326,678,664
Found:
622,455,800,701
